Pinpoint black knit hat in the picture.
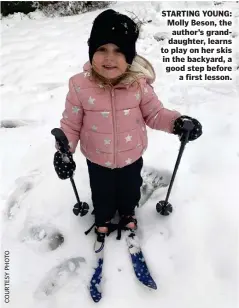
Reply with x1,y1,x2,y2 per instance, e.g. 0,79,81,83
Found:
88,9,139,65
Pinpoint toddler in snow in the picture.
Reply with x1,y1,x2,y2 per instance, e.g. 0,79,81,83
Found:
54,9,202,244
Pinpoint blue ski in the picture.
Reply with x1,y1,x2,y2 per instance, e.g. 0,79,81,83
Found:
126,231,157,290
89,239,104,302
89,230,157,303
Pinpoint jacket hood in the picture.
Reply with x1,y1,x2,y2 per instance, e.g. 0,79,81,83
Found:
129,55,156,84
83,55,156,85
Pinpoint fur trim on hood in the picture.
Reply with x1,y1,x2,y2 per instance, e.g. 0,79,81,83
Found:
129,55,155,84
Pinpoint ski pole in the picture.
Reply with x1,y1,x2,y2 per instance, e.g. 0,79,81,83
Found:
51,128,89,217
156,119,195,216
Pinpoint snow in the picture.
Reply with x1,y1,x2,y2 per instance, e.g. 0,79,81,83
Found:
1,1,239,308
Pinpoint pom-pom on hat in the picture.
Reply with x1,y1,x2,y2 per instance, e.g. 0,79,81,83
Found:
88,9,139,65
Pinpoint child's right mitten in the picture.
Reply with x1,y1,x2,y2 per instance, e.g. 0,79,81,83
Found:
53,151,76,180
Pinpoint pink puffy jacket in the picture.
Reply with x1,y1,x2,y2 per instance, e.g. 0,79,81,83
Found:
60,55,181,168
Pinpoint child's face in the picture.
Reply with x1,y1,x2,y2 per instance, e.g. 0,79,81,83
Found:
92,43,128,80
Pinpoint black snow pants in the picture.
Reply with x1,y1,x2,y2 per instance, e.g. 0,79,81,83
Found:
86,157,143,226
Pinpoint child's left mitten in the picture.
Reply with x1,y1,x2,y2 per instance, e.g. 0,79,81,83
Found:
173,115,202,141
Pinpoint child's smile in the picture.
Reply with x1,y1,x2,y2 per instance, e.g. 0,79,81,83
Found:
102,65,117,70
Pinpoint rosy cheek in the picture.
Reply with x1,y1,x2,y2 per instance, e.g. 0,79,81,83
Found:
117,58,127,71
93,53,103,65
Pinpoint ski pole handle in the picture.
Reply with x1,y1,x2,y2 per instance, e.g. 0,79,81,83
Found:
51,128,70,153
179,119,195,143
51,128,74,170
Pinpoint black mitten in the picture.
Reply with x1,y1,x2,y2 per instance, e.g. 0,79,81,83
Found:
173,115,202,141
53,151,76,180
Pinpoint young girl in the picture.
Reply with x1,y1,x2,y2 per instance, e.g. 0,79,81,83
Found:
53,9,202,245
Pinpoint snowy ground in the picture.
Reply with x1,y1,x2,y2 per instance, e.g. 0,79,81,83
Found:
1,1,239,308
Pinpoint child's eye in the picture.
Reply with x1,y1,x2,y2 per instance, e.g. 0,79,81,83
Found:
115,48,122,53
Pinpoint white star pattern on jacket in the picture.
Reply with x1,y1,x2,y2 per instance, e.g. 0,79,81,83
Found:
125,135,132,143
84,72,90,78
101,111,110,118
124,109,130,116
92,125,98,131
105,161,112,167
135,92,140,101
98,83,104,88
125,158,132,165
144,87,148,94
74,85,80,93
88,96,95,105
72,106,80,114
104,139,111,145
